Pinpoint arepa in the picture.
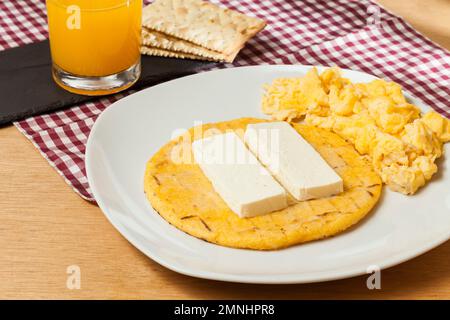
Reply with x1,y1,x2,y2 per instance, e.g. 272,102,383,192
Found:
144,118,382,250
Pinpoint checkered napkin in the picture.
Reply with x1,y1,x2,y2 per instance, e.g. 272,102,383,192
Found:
1,0,449,201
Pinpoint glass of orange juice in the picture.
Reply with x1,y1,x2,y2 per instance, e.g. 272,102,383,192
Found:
46,0,142,95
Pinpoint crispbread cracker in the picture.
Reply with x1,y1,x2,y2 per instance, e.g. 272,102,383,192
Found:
144,118,382,250
142,0,266,57
142,28,233,62
140,45,213,60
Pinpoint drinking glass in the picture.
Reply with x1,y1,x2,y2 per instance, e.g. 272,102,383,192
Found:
46,0,142,95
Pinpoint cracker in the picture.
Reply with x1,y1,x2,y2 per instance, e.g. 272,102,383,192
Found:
142,0,266,56
140,45,215,61
142,28,234,62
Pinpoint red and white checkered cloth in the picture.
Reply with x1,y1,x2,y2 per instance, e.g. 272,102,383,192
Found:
1,0,449,201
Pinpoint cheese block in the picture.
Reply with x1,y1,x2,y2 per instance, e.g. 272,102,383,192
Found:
192,132,288,218
244,122,343,201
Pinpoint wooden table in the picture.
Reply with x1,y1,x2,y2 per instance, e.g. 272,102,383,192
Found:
1,0,449,299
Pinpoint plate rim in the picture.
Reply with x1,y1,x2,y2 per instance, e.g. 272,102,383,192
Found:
86,64,450,284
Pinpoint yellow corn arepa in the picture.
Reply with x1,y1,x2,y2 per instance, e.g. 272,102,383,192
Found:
142,0,266,62
262,67,450,195
144,118,382,250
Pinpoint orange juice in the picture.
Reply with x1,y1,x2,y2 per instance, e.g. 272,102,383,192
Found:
47,0,142,77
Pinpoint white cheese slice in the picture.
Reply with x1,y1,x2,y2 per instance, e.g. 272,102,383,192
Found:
192,132,288,218
244,122,343,201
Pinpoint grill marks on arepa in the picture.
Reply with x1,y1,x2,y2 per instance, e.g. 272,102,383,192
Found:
144,118,382,250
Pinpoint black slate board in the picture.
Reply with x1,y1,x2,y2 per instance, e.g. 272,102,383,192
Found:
0,40,216,125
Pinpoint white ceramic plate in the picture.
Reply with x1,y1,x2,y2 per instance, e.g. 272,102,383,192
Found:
86,65,450,284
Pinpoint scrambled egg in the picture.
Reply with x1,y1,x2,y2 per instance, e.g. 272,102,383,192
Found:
262,67,450,195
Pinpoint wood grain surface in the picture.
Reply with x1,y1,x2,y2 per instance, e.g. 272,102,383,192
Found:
0,0,449,299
